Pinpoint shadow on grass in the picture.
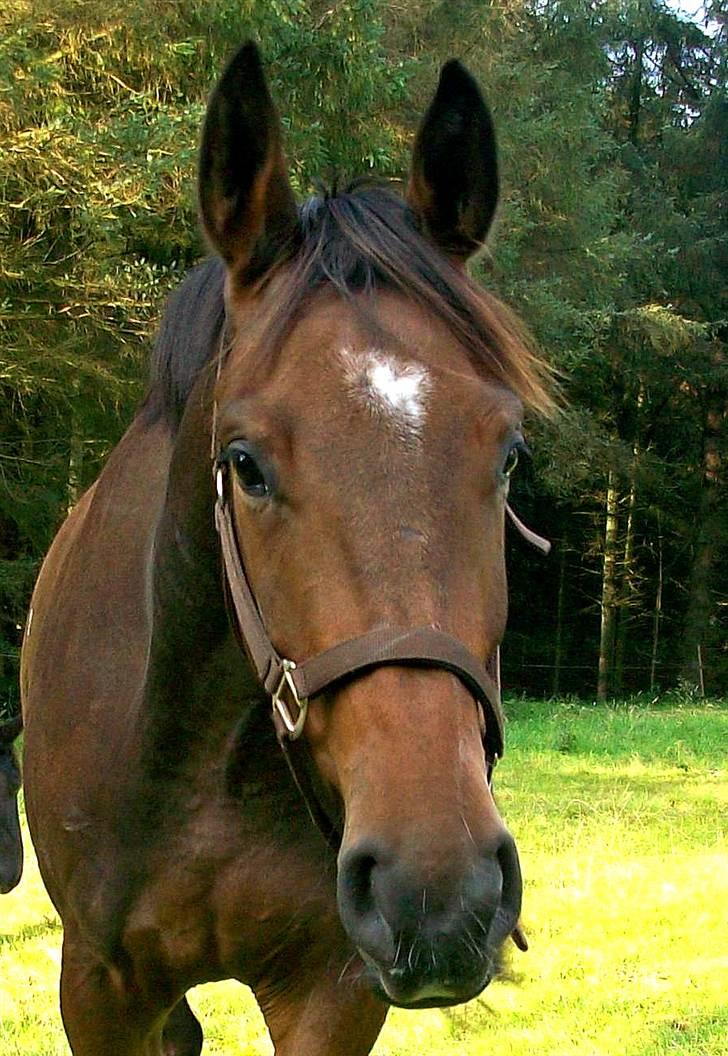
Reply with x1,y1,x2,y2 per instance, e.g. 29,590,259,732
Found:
495,762,722,858
506,766,720,798
0,915,61,948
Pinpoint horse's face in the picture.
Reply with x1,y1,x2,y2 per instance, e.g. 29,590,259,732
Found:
199,45,547,1007
220,290,520,656
218,291,522,1005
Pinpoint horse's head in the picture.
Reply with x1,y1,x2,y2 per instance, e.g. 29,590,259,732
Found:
199,44,551,1007
0,716,23,894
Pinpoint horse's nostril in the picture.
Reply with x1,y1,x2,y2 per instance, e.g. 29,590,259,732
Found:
337,844,396,964
487,830,522,943
498,831,522,899
340,848,378,916
337,830,523,1007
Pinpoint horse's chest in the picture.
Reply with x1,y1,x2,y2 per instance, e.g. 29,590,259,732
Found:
118,800,340,985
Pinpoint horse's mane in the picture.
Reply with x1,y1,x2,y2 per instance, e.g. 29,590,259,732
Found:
142,183,553,429
141,254,226,428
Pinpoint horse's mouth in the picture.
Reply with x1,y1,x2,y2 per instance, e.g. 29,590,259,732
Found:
361,951,494,1009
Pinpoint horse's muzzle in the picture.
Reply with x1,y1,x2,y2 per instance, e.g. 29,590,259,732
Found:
337,829,522,1008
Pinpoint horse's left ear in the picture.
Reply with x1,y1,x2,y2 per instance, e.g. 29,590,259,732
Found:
198,41,298,280
408,60,499,264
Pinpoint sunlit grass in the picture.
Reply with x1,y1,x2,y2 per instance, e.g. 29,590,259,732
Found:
1,702,726,1055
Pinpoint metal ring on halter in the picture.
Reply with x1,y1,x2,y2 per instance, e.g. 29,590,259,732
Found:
272,659,308,740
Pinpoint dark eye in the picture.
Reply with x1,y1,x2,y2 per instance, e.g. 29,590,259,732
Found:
225,442,271,499
503,446,520,478
502,438,529,480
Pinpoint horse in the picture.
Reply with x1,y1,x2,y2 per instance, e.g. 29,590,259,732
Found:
0,714,23,894
20,42,552,1056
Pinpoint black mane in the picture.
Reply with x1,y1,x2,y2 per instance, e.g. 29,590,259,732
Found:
142,184,550,429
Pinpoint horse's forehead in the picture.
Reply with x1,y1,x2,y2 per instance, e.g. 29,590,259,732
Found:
222,294,522,452
277,340,519,449
337,345,431,434
272,298,504,418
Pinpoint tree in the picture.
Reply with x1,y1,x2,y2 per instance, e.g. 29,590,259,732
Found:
1,0,726,705
0,0,409,710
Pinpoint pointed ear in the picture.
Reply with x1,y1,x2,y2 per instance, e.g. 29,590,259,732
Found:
198,41,298,280
408,60,499,263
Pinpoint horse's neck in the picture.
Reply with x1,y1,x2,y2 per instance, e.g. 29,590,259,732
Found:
139,399,258,776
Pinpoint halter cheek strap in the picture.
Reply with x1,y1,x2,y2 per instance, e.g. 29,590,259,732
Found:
214,459,550,849
215,464,504,759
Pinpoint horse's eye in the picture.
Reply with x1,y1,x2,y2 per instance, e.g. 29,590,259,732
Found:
502,438,529,481
227,444,271,499
503,446,520,478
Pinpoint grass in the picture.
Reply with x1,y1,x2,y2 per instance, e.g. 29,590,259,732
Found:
1,700,726,1055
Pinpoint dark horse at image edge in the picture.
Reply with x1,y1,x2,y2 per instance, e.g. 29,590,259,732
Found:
0,715,23,894
19,43,553,1055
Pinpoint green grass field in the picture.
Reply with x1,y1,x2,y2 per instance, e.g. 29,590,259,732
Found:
1,700,726,1055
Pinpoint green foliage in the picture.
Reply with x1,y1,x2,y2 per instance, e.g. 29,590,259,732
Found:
0,0,726,701
0,0,409,697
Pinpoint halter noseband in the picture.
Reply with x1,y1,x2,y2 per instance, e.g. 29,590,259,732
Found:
214,456,549,846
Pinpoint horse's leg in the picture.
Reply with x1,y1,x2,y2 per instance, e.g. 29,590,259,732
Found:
256,969,387,1056
60,931,168,1056
162,997,203,1056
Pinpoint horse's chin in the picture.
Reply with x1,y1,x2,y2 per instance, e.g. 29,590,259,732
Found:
361,954,494,1010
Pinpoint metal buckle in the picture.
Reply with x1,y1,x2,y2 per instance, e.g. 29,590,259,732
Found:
272,659,308,740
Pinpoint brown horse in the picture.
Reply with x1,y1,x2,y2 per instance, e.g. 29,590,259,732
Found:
0,715,23,894
21,43,552,1056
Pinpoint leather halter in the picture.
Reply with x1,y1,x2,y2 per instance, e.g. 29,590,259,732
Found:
214,458,550,847
215,458,506,744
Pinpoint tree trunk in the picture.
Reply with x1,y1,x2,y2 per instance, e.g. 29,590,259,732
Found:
552,541,567,697
66,383,83,513
597,470,620,701
614,472,637,694
629,38,645,146
679,392,724,692
615,382,645,694
649,509,663,693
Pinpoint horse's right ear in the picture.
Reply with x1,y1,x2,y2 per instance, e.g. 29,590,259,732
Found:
0,715,22,744
198,42,298,280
